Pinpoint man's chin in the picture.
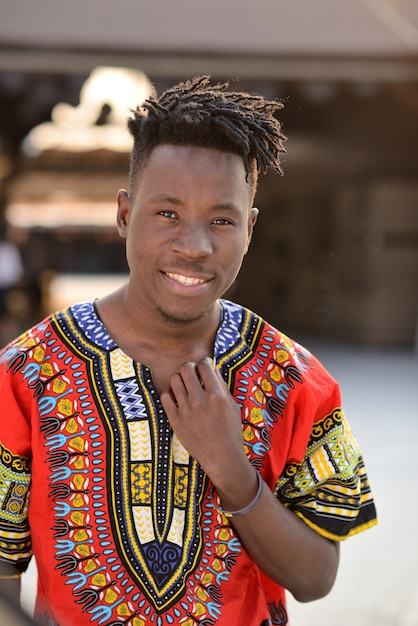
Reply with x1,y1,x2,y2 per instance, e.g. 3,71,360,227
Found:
156,306,207,325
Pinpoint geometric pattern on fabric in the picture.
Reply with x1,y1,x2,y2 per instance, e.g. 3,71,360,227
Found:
131,462,152,504
114,378,148,421
275,409,377,540
51,311,212,613
0,442,32,568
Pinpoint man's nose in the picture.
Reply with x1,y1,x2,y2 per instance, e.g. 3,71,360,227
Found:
171,223,213,257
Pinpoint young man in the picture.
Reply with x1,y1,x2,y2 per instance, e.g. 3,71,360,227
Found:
0,76,377,625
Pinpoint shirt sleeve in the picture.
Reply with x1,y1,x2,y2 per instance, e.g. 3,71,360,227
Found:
274,406,377,541
0,343,33,571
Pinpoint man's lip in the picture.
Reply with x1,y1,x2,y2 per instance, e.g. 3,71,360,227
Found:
163,271,213,286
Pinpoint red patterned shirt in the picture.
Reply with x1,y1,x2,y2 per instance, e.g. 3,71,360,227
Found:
0,300,377,625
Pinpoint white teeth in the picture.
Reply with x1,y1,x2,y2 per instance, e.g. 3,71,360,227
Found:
166,272,205,286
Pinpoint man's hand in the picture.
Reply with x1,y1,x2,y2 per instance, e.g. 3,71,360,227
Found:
160,357,249,485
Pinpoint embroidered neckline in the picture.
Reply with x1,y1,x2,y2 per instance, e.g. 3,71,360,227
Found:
69,299,244,365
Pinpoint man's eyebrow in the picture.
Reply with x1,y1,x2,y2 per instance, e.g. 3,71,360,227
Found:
212,203,242,212
150,194,184,206
149,196,243,213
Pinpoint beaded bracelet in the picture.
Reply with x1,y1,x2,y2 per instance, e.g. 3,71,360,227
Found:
210,470,263,518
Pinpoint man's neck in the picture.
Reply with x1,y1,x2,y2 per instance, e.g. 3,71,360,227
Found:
96,285,221,359
95,286,221,393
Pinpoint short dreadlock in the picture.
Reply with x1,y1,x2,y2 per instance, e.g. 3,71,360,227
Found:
127,75,286,197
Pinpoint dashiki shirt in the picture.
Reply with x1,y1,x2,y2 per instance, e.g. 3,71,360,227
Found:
0,299,377,626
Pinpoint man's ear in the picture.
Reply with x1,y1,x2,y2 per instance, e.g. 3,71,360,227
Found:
245,206,259,254
117,189,132,238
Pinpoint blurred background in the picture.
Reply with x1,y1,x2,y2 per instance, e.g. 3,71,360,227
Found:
0,1,417,624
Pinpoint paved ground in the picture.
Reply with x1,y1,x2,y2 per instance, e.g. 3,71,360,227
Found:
20,336,418,625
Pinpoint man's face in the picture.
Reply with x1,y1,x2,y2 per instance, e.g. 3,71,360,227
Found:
118,144,258,325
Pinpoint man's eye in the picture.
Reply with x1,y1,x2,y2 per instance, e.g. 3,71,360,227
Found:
158,210,177,219
213,218,233,226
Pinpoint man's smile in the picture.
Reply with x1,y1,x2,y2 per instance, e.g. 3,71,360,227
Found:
164,271,212,287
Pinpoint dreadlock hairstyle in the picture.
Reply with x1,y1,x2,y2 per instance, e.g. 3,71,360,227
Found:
127,75,286,196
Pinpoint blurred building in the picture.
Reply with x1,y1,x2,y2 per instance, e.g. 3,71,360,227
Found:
0,0,417,346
